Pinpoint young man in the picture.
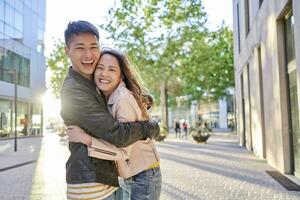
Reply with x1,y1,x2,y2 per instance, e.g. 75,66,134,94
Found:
60,20,160,200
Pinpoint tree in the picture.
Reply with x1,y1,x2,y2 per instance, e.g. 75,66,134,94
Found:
47,40,69,98
101,0,208,129
180,24,234,103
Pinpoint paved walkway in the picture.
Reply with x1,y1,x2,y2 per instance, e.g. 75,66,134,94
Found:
0,131,300,200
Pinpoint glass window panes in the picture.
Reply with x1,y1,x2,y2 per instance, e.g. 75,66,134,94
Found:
24,0,31,7
19,57,30,87
0,32,3,47
0,0,4,21
1,48,30,87
14,30,22,43
0,99,12,136
5,24,14,38
5,4,14,26
0,47,4,80
284,12,295,65
5,0,14,7
32,0,38,12
15,11,23,32
245,0,250,35
0,20,4,34
15,0,23,13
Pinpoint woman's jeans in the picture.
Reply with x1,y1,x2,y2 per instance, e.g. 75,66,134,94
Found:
118,167,162,200
102,187,123,200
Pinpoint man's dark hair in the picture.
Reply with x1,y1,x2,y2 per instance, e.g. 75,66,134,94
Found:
64,20,99,46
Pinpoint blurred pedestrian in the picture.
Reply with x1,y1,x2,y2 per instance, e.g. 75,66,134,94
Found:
60,21,160,200
175,120,181,138
182,120,188,139
67,49,162,200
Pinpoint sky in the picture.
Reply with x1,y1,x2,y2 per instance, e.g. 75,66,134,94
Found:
44,0,233,56
43,0,233,121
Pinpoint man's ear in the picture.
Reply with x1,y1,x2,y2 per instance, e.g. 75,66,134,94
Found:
64,46,69,56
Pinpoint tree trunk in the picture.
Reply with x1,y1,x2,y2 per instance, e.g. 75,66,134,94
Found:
160,80,168,130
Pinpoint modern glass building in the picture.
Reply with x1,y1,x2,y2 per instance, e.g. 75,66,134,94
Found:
233,0,300,178
0,0,46,137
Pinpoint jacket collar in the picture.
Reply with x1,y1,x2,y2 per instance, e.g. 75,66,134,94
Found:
107,81,126,106
68,66,96,88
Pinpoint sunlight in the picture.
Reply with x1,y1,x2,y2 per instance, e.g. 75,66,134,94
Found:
42,90,62,124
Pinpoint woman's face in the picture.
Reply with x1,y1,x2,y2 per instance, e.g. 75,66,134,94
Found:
94,54,122,97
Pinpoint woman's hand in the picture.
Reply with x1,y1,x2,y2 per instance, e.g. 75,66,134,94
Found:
66,125,92,146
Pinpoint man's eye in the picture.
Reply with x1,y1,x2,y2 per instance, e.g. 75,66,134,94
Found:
76,47,84,50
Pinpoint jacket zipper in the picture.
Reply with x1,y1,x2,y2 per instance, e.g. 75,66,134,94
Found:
90,147,117,156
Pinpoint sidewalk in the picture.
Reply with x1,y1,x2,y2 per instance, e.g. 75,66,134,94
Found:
0,131,69,200
1,131,300,199
159,132,300,200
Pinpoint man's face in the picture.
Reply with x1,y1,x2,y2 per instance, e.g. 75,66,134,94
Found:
65,33,100,80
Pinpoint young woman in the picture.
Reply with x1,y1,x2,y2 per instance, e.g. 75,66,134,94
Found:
67,48,162,200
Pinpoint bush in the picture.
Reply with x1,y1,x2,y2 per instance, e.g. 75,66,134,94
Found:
155,127,168,142
190,125,211,144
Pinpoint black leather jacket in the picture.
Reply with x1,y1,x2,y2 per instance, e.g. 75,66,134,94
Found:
60,67,160,186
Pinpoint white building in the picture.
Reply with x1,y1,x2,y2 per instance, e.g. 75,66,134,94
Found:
0,0,46,137
233,0,300,178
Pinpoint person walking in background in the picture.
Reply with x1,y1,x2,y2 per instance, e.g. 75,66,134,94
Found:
174,120,181,138
60,21,160,200
182,120,188,139
67,48,162,200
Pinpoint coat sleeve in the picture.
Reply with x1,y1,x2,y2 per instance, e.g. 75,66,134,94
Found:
88,138,129,161
88,94,140,159
60,81,159,147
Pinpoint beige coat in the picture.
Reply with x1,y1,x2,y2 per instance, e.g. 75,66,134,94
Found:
88,81,160,178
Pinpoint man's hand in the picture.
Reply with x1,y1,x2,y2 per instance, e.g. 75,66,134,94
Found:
66,125,92,146
147,120,160,138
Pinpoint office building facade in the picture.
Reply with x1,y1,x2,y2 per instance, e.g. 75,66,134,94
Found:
0,0,46,137
233,0,300,178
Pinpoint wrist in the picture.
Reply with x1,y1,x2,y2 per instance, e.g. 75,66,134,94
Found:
83,134,92,147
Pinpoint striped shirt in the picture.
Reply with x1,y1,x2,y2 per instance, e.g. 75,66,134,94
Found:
67,182,118,200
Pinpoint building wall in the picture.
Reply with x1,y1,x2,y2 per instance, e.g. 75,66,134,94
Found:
0,0,46,137
233,0,298,175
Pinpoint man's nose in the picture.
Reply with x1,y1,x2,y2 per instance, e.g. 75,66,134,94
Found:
83,49,92,58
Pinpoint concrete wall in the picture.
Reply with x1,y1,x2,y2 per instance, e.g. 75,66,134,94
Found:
233,0,297,174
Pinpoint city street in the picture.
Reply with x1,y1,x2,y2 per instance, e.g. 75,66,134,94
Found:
1,131,300,200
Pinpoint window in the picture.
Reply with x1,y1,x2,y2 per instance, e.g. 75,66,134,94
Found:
15,0,23,13
237,3,241,52
0,0,4,21
5,3,14,26
1,48,30,87
284,11,295,65
0,20,4,34
245,0,250,36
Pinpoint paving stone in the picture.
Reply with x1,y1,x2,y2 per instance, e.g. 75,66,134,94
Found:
1,132,300,199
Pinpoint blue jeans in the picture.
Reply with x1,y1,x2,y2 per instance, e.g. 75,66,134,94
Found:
119,167,162,200
102,187,124,200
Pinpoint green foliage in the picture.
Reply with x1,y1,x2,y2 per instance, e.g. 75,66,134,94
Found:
47,40,69,98
101,0,209,107
46,0,234,108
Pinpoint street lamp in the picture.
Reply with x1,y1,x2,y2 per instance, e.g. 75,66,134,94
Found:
5,68,18,152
